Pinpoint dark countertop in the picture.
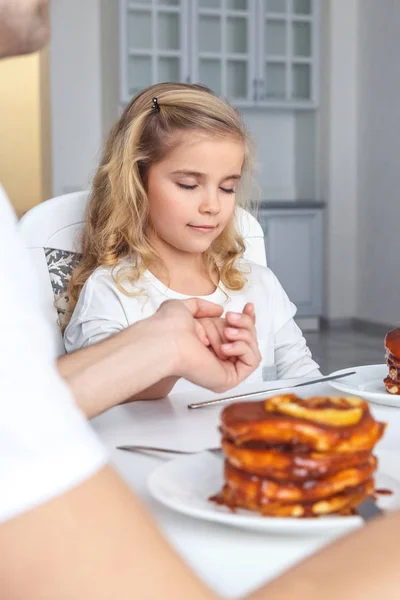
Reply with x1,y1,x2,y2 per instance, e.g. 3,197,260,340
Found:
256,200,326,209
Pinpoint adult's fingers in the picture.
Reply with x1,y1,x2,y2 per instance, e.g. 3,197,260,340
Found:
184,298,224,319
194,320,210,346
201,319,227,360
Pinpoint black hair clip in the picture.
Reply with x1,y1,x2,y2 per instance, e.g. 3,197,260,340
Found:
152,97,160,112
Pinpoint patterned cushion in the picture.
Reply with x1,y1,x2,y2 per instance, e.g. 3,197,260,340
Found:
44,248,81,328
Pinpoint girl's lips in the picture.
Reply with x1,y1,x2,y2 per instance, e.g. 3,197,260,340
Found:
188,225,216,232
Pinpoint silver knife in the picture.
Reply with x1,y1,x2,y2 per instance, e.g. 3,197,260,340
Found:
117,445,222,456
357,497,383,521
187,371,356,409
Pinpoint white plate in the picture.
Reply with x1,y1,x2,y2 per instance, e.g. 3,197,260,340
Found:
328,364,400,407
148,449,400,536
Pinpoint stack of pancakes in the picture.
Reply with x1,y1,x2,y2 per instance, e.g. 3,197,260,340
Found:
211,394,386,518
384,328,400,395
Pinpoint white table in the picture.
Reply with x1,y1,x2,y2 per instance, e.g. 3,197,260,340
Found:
91,381,400,599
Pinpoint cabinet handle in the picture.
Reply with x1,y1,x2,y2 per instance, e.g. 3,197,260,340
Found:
259,79,266,101
252,78,258,102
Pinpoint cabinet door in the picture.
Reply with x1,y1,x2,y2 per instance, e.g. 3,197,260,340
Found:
256,0,318,108
258,209,323,316
190,0,257,106
120,0,190,105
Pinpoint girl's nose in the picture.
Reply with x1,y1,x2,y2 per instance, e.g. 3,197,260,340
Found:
198,190,221,215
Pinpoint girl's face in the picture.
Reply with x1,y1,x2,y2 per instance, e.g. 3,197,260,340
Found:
146,132,244,257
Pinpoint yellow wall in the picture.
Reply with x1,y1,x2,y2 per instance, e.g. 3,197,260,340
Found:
0,50,51,215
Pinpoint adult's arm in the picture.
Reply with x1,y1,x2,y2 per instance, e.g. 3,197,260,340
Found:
1,458,398,600
59,300,261,417
248,509,398,600
58,300,218,418
58,320,179,416
0,465,217,600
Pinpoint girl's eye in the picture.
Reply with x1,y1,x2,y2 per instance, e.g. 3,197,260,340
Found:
177,183,235,193
177,183,197,190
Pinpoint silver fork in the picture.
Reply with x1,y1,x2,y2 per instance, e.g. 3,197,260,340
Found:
116,446,384,522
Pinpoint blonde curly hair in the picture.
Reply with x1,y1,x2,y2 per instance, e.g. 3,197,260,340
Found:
65,82,254,327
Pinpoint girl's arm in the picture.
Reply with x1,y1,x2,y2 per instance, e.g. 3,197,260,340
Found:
122,377,179,403
269,271,321,379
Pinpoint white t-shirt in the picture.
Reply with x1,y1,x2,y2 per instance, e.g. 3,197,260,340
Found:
65,260,320,391
0,186,107,523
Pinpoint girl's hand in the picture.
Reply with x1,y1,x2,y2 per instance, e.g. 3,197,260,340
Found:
154,299,262,391
222,303,261,366
196,303,260,364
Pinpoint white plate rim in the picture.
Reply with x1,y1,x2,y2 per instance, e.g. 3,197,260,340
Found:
147,449,400,535
328,364,400,407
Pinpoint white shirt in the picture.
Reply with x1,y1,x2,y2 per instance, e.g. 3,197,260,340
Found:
65,260,320,391
0,186,107,523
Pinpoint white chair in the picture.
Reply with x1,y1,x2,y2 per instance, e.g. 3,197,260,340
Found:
19,191,266,356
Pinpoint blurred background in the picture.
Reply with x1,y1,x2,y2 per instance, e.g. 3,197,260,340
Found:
1,0,399,371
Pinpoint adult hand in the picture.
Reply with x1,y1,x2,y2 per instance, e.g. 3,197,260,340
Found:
195,316,228,359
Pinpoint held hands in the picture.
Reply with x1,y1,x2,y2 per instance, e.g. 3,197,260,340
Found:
196,303,259,363
153,299,261,392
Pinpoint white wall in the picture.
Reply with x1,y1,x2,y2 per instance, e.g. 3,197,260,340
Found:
319,0,358,319
50,0,103,196
48,0,400,324
49,2,315,203
243,110,297,201
295,112,317,200
100,0,120,136
357,0,400,326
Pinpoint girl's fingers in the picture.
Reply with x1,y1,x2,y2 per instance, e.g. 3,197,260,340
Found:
242,302,256,324
224,326,254,347
224,326,260,358
221,340,260,368
226,311,254,331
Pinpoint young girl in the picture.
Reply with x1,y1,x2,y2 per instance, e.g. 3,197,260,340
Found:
64,82,320,396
